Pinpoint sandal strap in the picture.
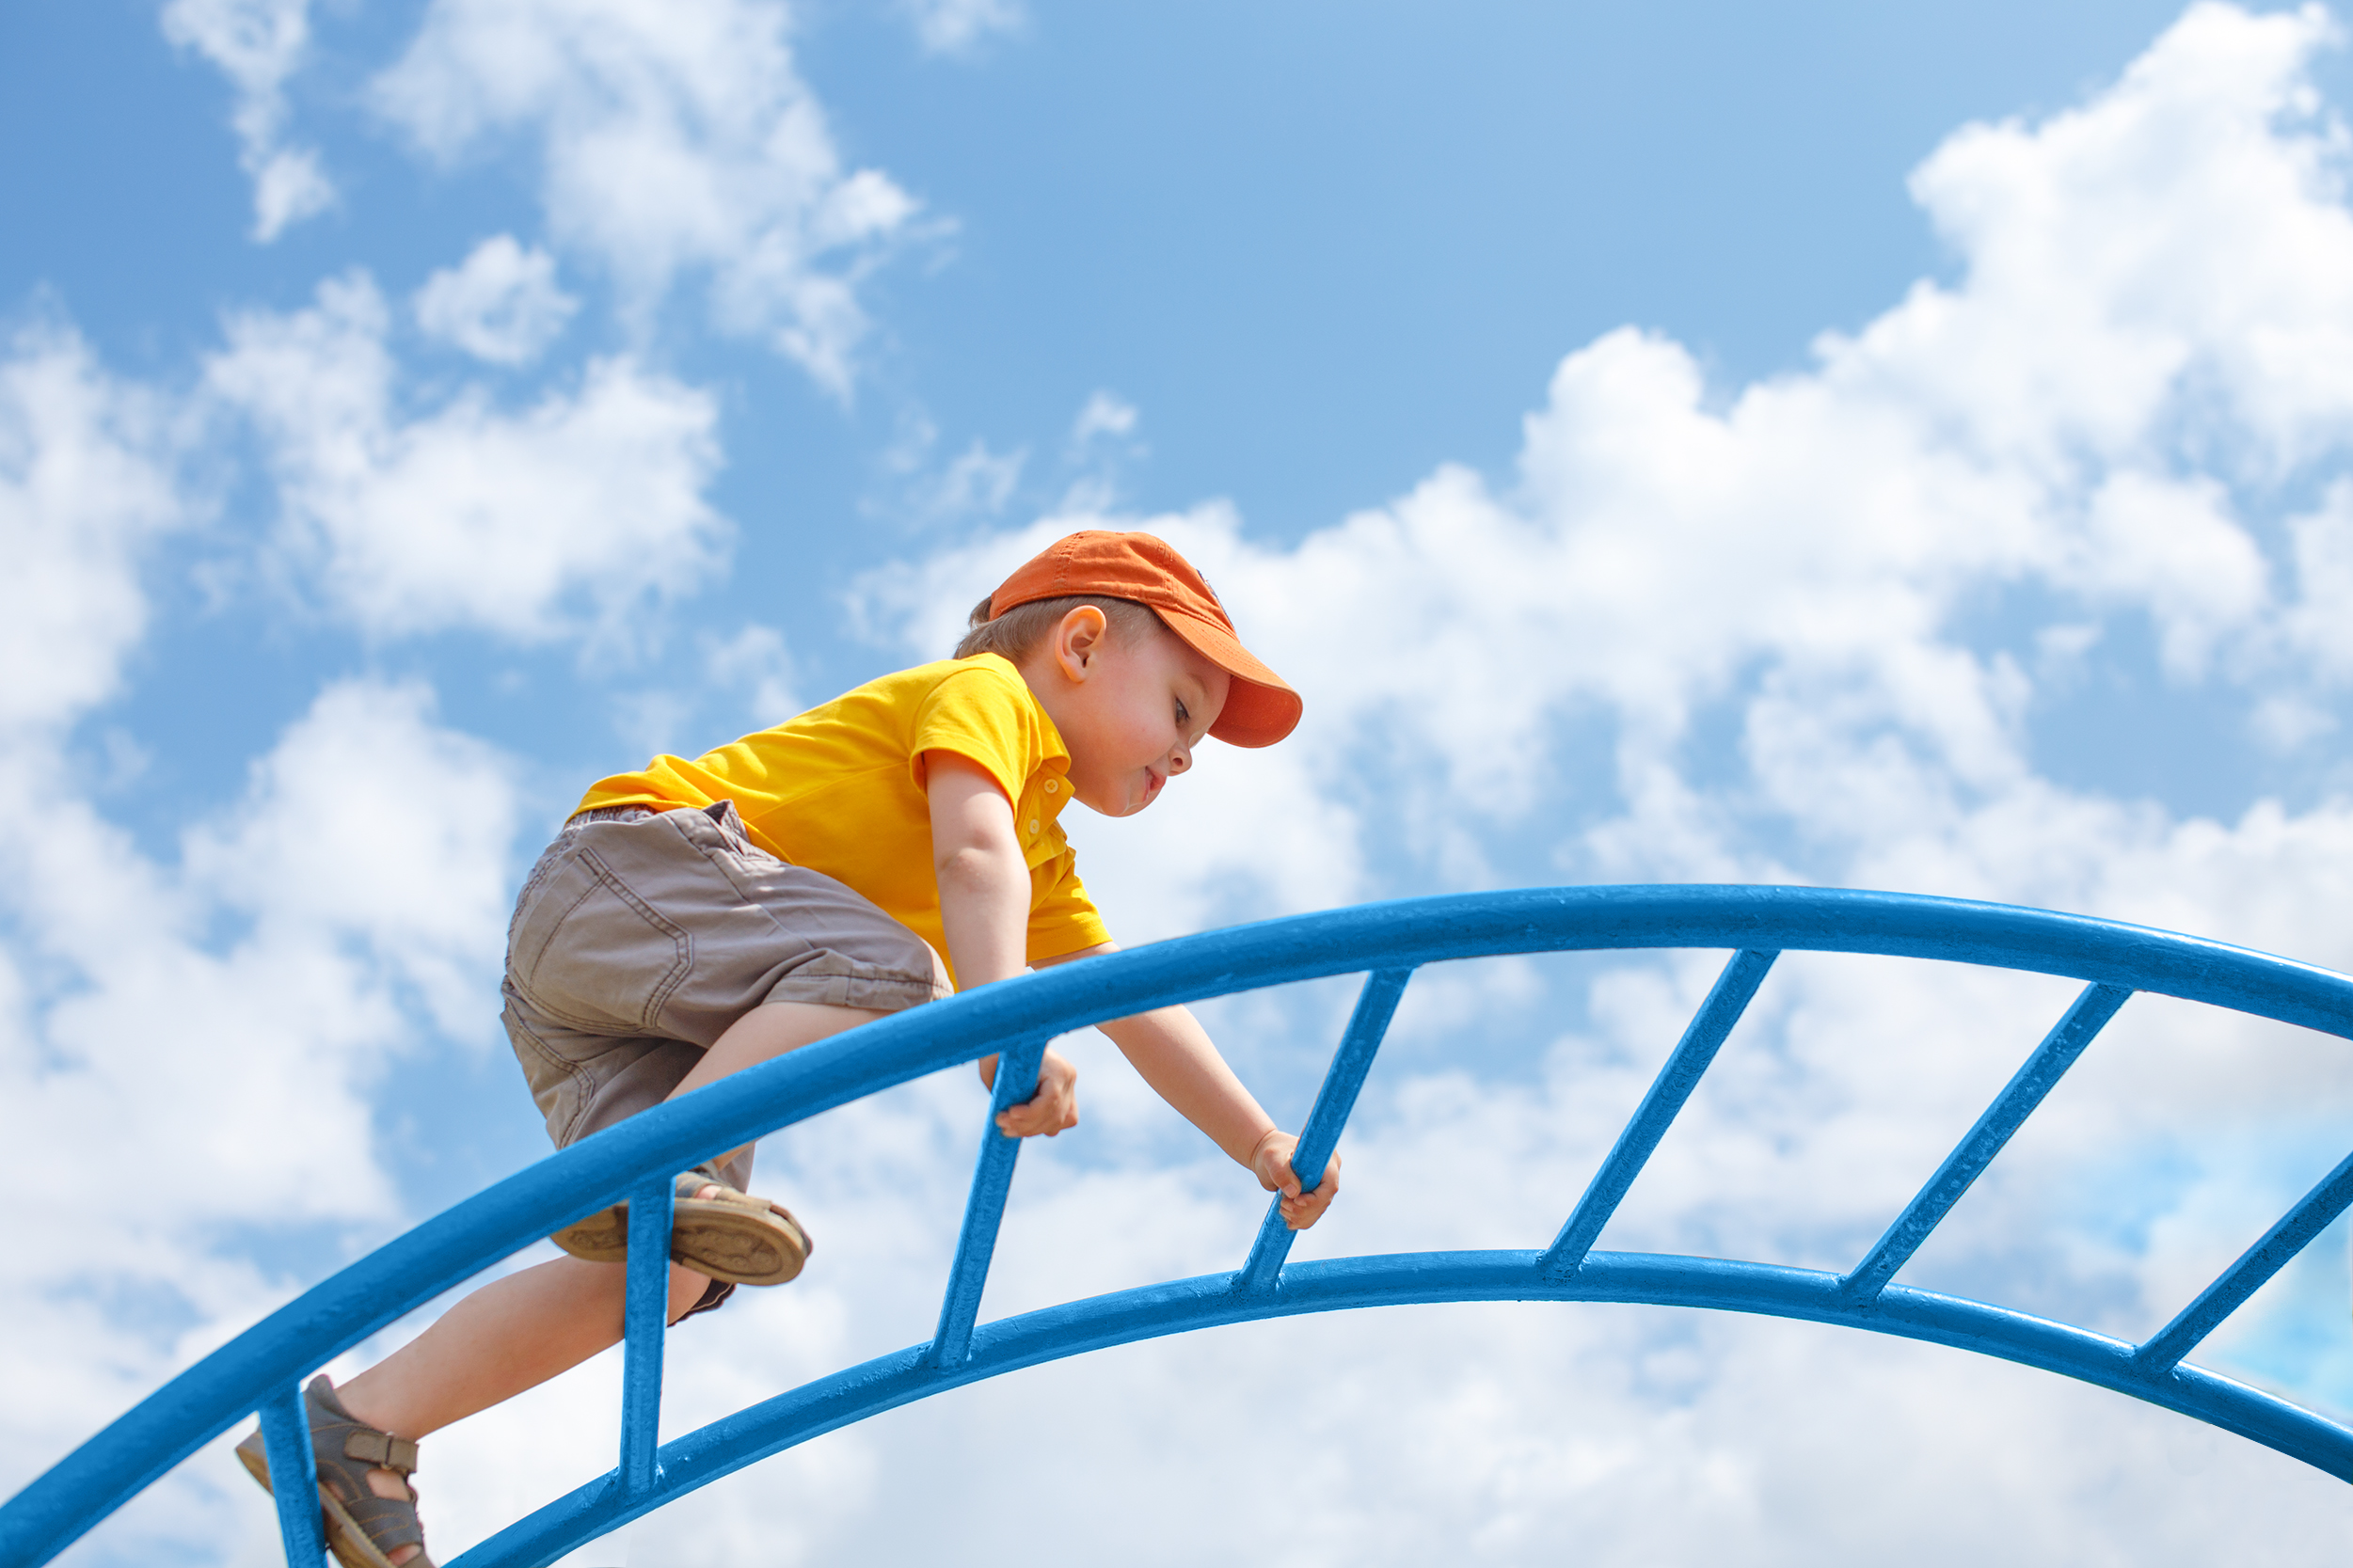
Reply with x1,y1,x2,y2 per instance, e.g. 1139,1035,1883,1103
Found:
337,1486,429,1553
343,1429,420,1474
678,1161,729,1196
677,1164,771,1206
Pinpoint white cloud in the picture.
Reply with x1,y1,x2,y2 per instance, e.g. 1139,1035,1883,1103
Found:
183,681,520,1037
876,407,1031,527
903,0,1025,56
208,270,730,646
414,234,580,364
2285,478,2353,682
161,0,337,241
2076,470,2271,678
703,621,803,726
0,677,520,1564
0,283,698,1561
1057,391,1144,510
931,439,1025,517
0,310,527,1559
250,146,336,242
1070,388,1137,445
0,322,188,734
372,0,921,395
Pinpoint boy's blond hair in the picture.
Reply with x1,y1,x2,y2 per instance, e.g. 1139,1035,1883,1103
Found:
954,594,1164,662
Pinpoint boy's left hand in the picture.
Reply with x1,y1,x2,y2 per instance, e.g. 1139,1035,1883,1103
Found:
994,1046,1080,1138
1250,1130,1341,1230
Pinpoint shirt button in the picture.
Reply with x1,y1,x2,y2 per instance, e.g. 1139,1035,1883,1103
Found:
1028,820,1041,836
1044,779,1058,794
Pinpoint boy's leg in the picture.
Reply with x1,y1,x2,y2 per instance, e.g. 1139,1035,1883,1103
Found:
336,1256,711,1441
324,999,884,1565
665,1001,888,1102
284,811,950,1560
302,1259,703,1568
333,1003,882,1442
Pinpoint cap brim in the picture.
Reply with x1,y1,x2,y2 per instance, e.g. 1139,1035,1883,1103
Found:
1157,606,1302,748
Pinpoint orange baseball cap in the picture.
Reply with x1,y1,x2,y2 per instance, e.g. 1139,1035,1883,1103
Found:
987,530,1303,747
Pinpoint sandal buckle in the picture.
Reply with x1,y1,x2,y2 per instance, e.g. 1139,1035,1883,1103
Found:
343,1430,421,1474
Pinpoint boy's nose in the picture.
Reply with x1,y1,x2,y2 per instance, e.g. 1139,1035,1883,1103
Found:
1169,746,1190,775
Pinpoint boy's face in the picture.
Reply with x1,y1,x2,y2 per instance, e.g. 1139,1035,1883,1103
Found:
1026,607,1231,816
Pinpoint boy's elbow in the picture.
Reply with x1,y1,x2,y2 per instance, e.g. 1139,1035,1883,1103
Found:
934,840,1016,891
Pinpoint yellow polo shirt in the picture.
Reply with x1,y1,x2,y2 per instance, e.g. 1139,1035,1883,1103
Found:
576,655,1109,985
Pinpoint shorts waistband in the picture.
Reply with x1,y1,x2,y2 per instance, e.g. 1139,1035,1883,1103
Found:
564,805,660,831
563,800,749,841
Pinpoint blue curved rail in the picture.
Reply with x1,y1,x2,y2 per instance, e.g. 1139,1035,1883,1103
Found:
8,885,2353,1566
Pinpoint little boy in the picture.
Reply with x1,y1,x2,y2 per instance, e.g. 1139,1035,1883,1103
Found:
238,531,1340,1568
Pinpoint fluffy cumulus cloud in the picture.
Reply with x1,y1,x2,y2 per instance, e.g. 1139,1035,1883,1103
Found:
372,0,920,394
1070,388,1138,445
701,622,803,727
0,317,524,1560
209,270,730,644
413,234,580,365
902,0,1025,56
160,0,337,241
0,324,187,734
0,678,520,1565
2285,478,2353,686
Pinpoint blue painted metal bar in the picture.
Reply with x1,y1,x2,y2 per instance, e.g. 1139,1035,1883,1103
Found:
256,1380,326,1566
1838,982,2132,1306
13,887,2353,1568
1539,949,1777,1277
930,1037,1048,1368
619,1171,676,1496
2134,1145,2353,1373
1237,968,1414,1292
447,1246,2353,1567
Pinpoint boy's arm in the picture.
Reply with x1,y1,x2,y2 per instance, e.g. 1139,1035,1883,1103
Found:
926,751,1078,1138
1036,944,1342,1230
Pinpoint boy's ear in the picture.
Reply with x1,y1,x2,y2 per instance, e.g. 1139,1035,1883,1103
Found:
1055,604,1110,675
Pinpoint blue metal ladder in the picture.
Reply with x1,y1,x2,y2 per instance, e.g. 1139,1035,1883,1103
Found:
8,884,2353,1566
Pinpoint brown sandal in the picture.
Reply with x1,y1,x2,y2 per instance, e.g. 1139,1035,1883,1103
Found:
550,1164,813,1286
234,1375,434,1568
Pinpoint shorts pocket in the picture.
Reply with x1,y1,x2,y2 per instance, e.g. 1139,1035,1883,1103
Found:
508,846,691,1033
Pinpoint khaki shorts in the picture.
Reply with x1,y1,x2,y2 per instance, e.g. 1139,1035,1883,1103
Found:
501,798,951,1208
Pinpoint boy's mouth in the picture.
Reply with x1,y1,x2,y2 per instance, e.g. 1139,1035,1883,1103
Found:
1140,768,1165,806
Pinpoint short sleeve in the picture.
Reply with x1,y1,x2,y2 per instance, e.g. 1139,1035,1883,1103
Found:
1026,847,1112,962
907,662,1042,805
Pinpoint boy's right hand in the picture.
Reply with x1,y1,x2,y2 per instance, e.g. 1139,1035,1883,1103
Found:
984,1046,1081,1138
1250,1130,1341,1230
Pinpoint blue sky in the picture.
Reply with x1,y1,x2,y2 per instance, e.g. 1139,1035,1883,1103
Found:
9,2,2353,1563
